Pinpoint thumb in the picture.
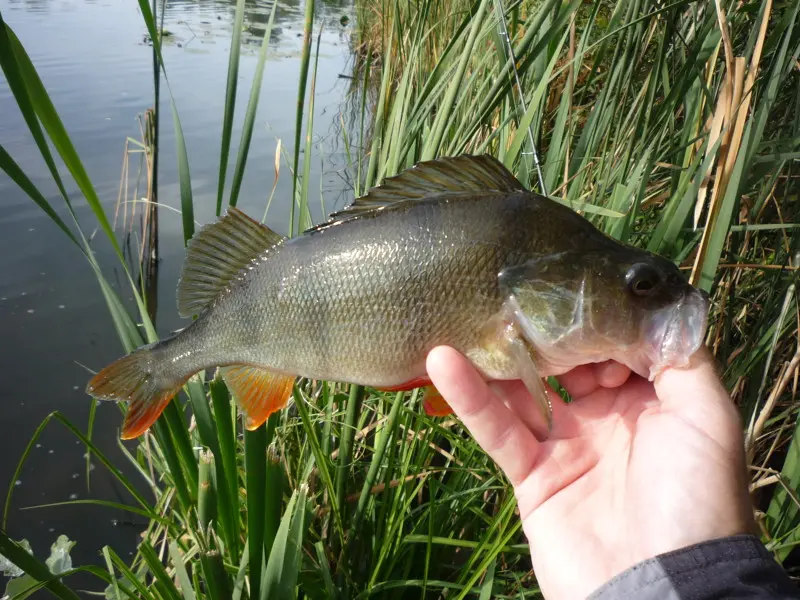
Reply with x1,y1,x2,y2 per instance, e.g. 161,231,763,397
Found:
655,346,734,413
654,345,745,448
655,346,758,536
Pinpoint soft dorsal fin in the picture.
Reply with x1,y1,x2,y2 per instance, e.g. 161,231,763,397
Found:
308,154,525,233
177,207,285,318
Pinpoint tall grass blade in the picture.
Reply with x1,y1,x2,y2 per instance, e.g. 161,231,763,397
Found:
290,0,315,237
134,0,194,242
200,551,230,600
167,541,197,600
209,379,240,560
139,542,182,600
104,547,155,598
491,0,546,194
198,449,217,532
336,385,363,533
298,31,322,233
503,32,567,170
229,0,278,208
215,0,247,215
262,487,307,600
5,412,153,528
231,540,250,600
478,556,496,600
152,419,193,513
264,439,284,559
293,387,343,540
162,400,199,500
0,531,81,600
351,392,403,534
364,25,393,188
245,425,268,600
0,144,81,249
421,0,491,161
767,415,800,560
185,378,218,456
0,18,119,257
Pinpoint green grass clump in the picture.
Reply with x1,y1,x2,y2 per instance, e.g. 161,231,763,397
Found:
2,0,800,597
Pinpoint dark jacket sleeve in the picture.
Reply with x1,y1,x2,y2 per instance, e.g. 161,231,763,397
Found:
588,535,800,599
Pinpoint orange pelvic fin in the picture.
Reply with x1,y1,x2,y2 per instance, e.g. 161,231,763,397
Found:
374,378,452,416
422,385,454,417
219,365,296,430
377,377,432,392
85,345,188,440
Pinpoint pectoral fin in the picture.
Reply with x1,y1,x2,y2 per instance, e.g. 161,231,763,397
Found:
219,365,296,430
504,334,553,430
478,307,553,430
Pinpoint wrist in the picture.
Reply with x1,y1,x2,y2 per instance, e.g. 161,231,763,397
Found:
588,535,797,599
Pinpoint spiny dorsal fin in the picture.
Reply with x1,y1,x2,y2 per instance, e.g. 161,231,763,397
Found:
177,207,285,318
308,154,525,233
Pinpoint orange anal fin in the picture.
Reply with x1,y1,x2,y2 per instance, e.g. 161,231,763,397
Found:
219,365,296,430
422,385,454,417
377,377,432,392
121,391,178,440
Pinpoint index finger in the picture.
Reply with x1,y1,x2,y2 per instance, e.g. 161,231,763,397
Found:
426,346,541,486
557,361,632,398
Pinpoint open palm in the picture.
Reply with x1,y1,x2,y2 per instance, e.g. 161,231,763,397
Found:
426,346,755,600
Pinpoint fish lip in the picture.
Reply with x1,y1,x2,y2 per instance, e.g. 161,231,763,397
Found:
646,288,710,379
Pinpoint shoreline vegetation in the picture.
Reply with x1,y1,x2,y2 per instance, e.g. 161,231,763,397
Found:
2,0,800,597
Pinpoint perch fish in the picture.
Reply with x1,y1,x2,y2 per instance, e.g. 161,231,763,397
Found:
86,155,709,439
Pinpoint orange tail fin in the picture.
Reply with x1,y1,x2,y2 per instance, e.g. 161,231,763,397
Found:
86,345,188,439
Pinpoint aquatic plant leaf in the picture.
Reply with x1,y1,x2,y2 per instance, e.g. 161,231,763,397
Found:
0,538,31,578
45,535,75,575
134,0,195,243
0,531,81,600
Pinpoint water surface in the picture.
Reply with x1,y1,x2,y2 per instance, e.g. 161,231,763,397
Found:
0,0,355,583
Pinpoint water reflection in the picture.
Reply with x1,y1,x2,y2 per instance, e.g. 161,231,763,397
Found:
0,0,355,582
124,0,358,53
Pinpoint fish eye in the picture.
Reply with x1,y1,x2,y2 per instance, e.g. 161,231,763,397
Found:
626,263,661,297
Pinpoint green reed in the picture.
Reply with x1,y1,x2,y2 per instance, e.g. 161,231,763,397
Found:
1,0,800,597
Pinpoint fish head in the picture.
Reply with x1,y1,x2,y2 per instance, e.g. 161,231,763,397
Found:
499,248,710,380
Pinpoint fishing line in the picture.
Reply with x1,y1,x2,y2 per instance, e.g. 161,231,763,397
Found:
492,0,548,197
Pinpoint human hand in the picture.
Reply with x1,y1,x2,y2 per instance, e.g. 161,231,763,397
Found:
425,346,756,599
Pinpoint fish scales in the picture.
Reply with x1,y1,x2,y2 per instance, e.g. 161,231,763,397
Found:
170,191,586,386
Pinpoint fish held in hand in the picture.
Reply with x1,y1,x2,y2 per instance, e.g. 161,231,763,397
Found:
86,154,710,439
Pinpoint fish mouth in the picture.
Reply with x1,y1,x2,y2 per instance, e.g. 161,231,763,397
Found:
645,288,710,380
